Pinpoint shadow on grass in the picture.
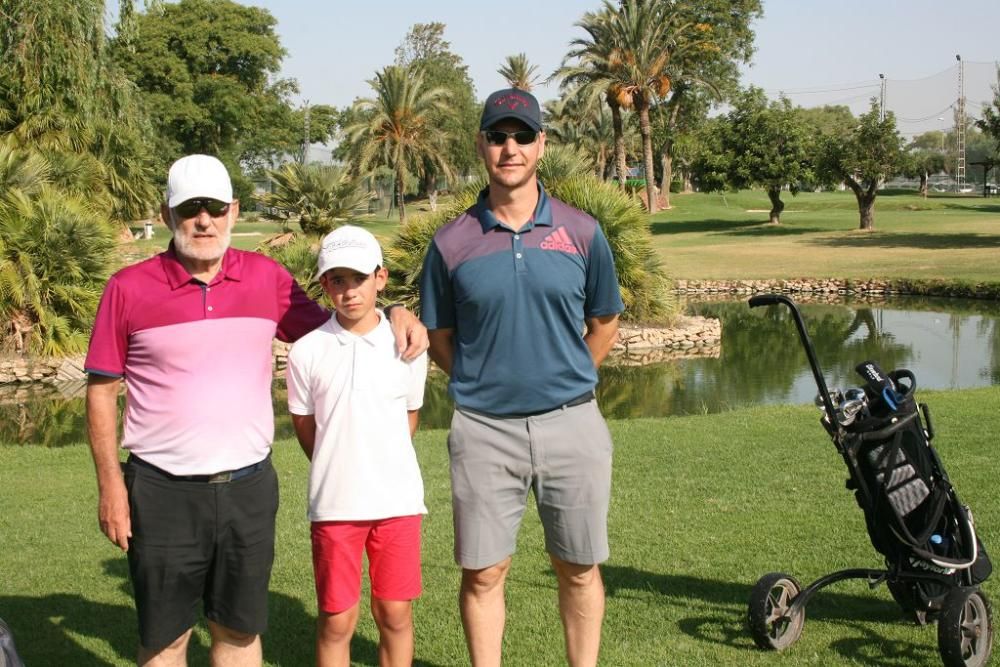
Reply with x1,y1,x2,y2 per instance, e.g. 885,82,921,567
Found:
603,565,936,662
650,218,832,237
0,557,446,667
939,202,1000,213
649,218,764,235
722,224,831,237
808,232,1000,249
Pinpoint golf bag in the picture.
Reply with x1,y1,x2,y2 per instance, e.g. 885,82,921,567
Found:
842,361,992,613
746,295,994,666
0,616,25,667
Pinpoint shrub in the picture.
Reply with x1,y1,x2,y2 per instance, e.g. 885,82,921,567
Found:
385,174,675,324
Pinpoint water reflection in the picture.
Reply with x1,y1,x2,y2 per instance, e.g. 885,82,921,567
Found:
5,295,1000,444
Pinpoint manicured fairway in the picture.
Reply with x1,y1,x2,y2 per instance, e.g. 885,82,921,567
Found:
651,190,1000,284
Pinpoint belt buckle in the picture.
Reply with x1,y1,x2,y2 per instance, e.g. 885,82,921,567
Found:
208,471,232,484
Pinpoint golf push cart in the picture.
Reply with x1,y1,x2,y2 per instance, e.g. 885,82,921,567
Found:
745,294,994,667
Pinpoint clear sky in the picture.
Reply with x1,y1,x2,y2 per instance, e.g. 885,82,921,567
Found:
115,0,1000,137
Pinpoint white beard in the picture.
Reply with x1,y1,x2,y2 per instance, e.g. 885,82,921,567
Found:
171,219,232,263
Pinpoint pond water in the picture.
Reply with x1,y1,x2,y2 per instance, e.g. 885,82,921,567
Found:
4,295,999,445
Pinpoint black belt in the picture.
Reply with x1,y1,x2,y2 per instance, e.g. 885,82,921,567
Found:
462,391,596,419
127,454,269,483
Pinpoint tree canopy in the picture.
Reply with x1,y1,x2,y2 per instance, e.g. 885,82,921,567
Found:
393,23,479,187
976,66,1000,157
816,101,905,230
715,88,813,223
110,0,299,181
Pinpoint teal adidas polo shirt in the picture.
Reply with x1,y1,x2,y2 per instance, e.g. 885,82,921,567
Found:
419,183,624,416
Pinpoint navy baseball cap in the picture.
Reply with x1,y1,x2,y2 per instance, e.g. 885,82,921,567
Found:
480,88,543,132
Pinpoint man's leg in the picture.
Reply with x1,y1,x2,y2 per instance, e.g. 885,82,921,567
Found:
550,556,605,667
137,629,193,667
459,557,511,667
207,621,262,667
371,599,413,667
316,604,360,667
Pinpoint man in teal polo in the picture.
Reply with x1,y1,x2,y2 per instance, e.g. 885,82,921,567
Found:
420,88,623,667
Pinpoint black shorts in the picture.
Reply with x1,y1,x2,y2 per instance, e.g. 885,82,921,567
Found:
123,456,279,650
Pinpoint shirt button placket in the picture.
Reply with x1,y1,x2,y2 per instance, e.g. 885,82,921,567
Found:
513,233,526,273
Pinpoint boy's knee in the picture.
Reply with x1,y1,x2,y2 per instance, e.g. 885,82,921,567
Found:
372,600,413,634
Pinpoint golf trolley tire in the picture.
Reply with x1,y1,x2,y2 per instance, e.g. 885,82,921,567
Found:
937,587,993,667
748,572,805,651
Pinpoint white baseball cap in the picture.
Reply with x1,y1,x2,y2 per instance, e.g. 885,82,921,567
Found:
166,154,233,208
316,225,384,277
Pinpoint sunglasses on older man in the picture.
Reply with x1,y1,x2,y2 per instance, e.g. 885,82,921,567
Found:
173,198,231,219
482,129,538,146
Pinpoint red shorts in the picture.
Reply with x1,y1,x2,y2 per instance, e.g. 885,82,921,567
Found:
311,515,422,614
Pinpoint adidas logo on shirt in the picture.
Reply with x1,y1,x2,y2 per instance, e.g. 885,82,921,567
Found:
539,227,578,255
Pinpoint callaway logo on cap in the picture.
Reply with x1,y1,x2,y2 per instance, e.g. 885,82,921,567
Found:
480,88,543,132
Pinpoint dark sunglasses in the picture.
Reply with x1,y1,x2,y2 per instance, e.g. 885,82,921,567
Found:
483,129,538,146
173,198,231,219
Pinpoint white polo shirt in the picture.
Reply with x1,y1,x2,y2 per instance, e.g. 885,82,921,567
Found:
286,312,428,521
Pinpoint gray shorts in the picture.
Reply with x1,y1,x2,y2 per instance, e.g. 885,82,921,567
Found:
447,399,613,569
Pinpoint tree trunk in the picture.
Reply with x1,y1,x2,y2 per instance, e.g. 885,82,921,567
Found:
609,98,627,190
766,186,784,224
657,100,682,209
845,176,876,230
638,102,658,214
660,150,673,209
596,145,607,181
858,195,875,230
423,171,437,211
396,170,406,224
919,170,928,198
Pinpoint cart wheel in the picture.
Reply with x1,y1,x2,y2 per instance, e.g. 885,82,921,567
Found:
748,572,805,651
937,587,993,667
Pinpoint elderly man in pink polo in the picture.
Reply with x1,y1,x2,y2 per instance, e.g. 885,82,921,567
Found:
85,154,426,666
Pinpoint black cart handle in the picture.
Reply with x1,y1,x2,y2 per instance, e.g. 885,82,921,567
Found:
748,294,785,308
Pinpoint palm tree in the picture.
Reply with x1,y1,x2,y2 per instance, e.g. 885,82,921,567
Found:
345,66,453,224
559,6,631,192
498,53,541,91
545,88,624,180
0,146,117,355
256,163,371,235
603,0,677,213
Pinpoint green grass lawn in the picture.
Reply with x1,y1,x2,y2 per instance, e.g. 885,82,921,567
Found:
2,387,997,665
652,190,1000,283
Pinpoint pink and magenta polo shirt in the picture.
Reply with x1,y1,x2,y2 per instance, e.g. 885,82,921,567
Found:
85,245,328,475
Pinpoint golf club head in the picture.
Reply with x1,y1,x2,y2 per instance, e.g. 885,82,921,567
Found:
844,387,867,403
817,389,843,408
837,398,867,426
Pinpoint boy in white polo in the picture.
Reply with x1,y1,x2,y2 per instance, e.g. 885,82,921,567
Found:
286,225,428,667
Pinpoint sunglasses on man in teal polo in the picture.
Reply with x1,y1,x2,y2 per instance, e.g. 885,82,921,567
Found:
173,198,231,219
482,129,538,146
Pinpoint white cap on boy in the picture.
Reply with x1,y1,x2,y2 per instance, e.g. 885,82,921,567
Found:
316,225,384,278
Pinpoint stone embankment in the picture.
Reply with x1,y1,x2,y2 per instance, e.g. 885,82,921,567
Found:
675,278,1000,300
271,315,723,374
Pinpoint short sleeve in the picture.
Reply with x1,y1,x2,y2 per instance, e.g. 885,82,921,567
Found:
418,240,456,330
285,343,315,416
406,351,428,411
275,264,328,343
584,225,625,318
84,276,129,377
